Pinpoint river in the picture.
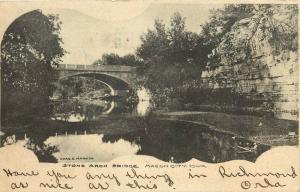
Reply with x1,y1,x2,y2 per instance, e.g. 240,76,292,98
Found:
0,88,270,163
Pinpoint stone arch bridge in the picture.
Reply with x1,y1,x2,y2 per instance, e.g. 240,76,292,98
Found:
55,64,137,96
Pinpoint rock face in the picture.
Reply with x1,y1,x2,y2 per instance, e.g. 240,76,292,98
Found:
201,16,298,120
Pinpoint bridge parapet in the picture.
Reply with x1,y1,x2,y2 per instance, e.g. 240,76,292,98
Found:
57,64,136,72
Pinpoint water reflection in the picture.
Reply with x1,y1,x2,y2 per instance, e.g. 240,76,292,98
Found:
136,88,151,116
51,99,110,121
45,134,140,162
50,98,134,122
51,87,151,121
2,88,270,163
2,118,270,163
102,119,269,163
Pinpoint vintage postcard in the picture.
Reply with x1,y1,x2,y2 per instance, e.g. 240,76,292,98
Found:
0,0,299,191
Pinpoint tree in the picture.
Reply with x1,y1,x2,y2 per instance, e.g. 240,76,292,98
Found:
137,13,207,86
137,13,208,67
136,12,208,109
122,54,143,66
92,53,142,66
136,19,170,62
102,53,122,65
1,10,65,123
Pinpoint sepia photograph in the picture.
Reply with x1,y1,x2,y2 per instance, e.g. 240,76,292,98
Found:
0,2,298,165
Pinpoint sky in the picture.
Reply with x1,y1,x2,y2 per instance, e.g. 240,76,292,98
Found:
44,3,224,65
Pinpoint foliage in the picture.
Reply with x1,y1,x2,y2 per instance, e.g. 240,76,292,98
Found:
1,10,65,122
92,53,142,66
137,13,208,67
55,76,110,99
136,12,209,108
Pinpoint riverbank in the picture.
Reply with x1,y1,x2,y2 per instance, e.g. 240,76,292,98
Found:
158,111,298,146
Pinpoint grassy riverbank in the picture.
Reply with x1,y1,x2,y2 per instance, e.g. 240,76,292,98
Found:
158,111,298,146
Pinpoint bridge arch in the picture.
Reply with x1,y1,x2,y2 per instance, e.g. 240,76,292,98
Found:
58,72,131,96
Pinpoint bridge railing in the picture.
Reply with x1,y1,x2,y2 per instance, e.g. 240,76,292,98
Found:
57,64,136,72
